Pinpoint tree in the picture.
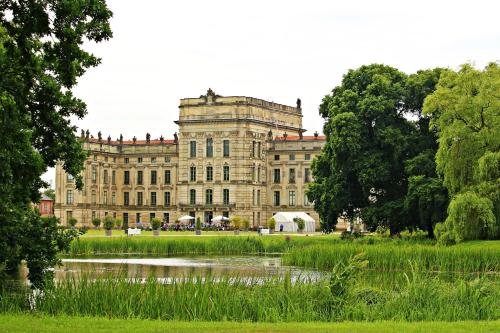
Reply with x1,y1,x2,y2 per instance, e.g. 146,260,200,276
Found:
0,1,112,288
423,63,500,242
103,215,115,231
92,217,101,229
68,217,78,228
43,188,56,201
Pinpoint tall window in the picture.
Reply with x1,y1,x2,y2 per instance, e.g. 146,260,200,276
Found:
91,190,96,205
223,189,230,205
257,142,261,158
137,170,143,185
289,168,296,183
91,165,97,183
223,140,230,157
206,166,213,181
205,189,213,205
289,191,296,206
103,190,108,205
189,189,196,205
150,170,157,185
274,191,280,206
223,165,230,181
103,169,108,184
136,213,141,224
257,166,261,182
112,170,116,185
137,192,143,206
305,154,311,160
137,157,143,163
112,192,116,205
206,138,213,157
124,171,130,185
163,212,170,223
164,191,171,206
151,157,156,163
251,141,256,157
151,192,156,206
66,189,73,204
190,141,197,158
124,157,129,164
190,166,197,182
289,154,295,161
123,212,129,225
164,170,171,184
274,169,281,183
257,190,261,205
124,192,129,206
252,166,256,182
304,168,311,183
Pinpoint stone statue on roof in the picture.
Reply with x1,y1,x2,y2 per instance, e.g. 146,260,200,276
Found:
119,134,123,144
97,131,102,141
174,132,178,143
107,135,111,144
85,129,90,139
296,98,301,109
80,129,85,138
160,135,164,143
146,132,151,144
133,136,137,144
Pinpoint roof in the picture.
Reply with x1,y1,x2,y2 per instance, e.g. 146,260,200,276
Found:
86,138,176,146
273,135,326,141
40,194,53,201
272,212,316,223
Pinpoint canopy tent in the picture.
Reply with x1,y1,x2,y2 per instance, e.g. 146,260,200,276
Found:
272,212,316,232
211,215,230,225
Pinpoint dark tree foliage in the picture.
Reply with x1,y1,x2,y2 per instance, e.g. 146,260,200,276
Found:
308,65,447,236
0,1,112,288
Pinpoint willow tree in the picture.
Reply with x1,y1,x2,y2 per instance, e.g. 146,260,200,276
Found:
0,1,112,288
423,63,500,243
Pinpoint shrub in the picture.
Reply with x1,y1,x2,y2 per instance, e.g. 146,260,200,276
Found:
68,217,77,228
114,218,123,229
151,218,162,230
340,230,363,241
103,216,115,231
242,218,250,230
231,216,242,230
91,218,101,229
294,217,305,231
268,217,276,230
195,217,202,230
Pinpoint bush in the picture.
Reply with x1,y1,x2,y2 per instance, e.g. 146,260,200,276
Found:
268,217,276,230
294,217,305,231
68,217,77,228
242,218,250,230
114,218,123,229
375,225,390,238
91,218,101,229
103,216,115,231
400,229,428,241
151,218,162,230
195,217,202,230
78,225,88,234
340,230,363,241
231,216,242,230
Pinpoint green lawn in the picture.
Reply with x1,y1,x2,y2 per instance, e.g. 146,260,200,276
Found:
1,314,499,333
80,229,329,238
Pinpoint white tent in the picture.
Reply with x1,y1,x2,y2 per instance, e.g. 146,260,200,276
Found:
178,215,195,223
272,212,316,232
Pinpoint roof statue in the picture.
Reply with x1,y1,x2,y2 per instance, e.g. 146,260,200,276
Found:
97,131,102,141
146,132,151,144
119,134,123,144
132,136,137,144
160,135,164,143
107,135,111,144
85,129,90,139
80,129,85,138
174,132,179,143
296,98,301,109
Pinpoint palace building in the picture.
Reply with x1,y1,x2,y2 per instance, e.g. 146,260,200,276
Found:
54,89,327,228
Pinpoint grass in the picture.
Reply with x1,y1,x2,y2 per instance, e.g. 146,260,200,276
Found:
2,271,498,322
283,242,500,273
2,314,500,333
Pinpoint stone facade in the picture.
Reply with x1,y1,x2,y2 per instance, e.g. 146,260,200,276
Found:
55,90,330,229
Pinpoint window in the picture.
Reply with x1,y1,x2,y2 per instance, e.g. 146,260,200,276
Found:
123,213,129,225
190,189,196,205
164,170,171,184
163,212,169,223
257,166,261,182
206,166,213,181
105,156,108,162
112,192,116,205
91,190,96,205
66,189,73,204
223,189,230,205
91,166,97,183
205,189,213,205
113,157,116,163
304,193,311,206
151,157,156,163
190,166,196,182
164,191,171,206
124,157,129,164
138,157,143,163
151,192,157,206
92,211,96,219
113,212,116,219
93,155,97,161
274,154,280,161
137,171,143,185
103,170,108,184
124,171,130,185
257,142,261,158
151,170,157,185
137,192,143,206
289,154,295,161
274,169,281,183
274,191,280,206
223,165,230,181
190,141,197,158
67,174,74,182
251,141,256,158
253,189,255,205
124,192,129,206
164,156,171,163
112,170,116,185
289,191,296,206
66,211,73,222
223,140,230,157
252,166,256,182
103,190,108,205
305,154,311,160
136,213,141,224
289,168,296,183
304,168,311,183
257,190,261,205
206,138,213,157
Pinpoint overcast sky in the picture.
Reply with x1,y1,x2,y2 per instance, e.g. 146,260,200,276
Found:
43,0,500,186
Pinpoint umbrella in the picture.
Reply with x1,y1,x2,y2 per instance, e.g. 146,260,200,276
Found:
178,215,195,222
211,215,230,223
